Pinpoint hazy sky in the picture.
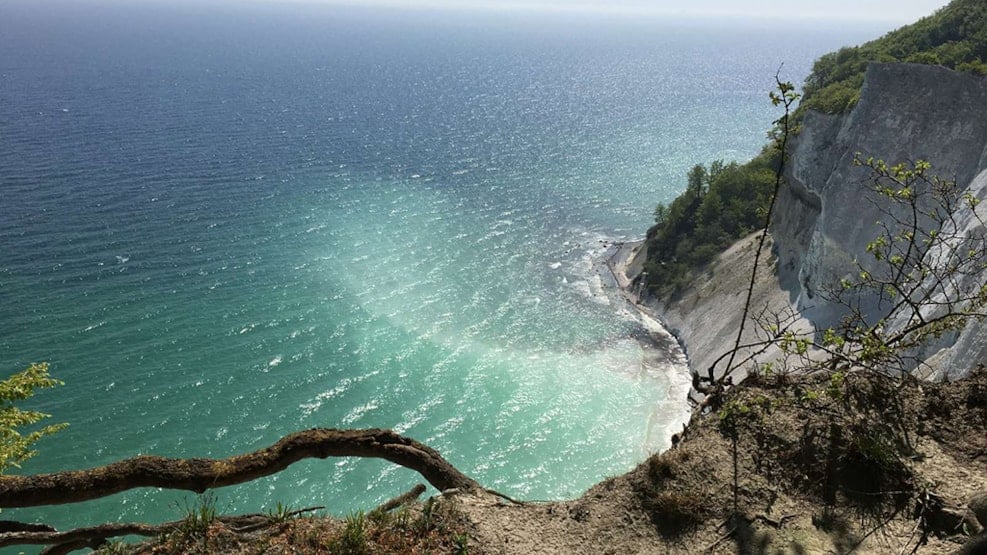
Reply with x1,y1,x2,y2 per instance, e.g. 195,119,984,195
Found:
261,0,952,23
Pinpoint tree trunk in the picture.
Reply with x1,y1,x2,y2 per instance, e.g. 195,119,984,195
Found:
0,428,479,508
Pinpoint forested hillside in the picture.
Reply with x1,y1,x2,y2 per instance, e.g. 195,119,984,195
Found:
801,0,986,114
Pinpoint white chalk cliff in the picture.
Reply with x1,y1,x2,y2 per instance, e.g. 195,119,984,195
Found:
630,63,987,382
772,62,987,378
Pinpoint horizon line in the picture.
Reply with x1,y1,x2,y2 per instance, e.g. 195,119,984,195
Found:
245,0,939,25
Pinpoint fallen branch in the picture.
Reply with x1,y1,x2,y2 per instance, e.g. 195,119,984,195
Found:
40,539,106,555
754,513,797,529
485,488,525,505
227,506,326,534
1,521,165,548
0,521,56,534
0,428,480,508
283,506,326,519
1,510,327,550
704,524,737,553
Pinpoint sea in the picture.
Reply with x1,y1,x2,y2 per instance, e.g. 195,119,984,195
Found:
0,0,884,533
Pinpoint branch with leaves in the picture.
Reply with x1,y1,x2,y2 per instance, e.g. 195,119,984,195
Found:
701,151,985,394
694,74,800,400
821,155,987,372
0,363,66,475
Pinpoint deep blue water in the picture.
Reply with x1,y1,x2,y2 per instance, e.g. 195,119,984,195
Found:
0,0,883,535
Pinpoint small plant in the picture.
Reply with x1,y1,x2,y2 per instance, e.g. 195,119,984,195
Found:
326,511,369,555
453,531,470,554
266,500,295,524
368,504,393,526
636,449,707,537
414,498,437,538
717,395,776,439
646,490,705,537
647,455,678,484
392,505,413,530
174,492,220,539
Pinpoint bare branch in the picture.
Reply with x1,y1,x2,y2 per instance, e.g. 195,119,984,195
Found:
370,483,427,516
0,428,480,509
720,73,799,382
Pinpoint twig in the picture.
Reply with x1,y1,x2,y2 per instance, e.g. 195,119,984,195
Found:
722,70,796,380
371,484,427,515
754,513,797,528
227,507,326,533
898,516,923,555
704,524,737,553
845,509,900,554
485,488,525,505
285,506,325,518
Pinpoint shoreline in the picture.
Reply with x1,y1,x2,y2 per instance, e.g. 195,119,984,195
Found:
603,239,691,371
608,232,809,387
601,239,693,446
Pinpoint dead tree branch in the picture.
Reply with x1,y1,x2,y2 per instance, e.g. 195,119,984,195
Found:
0,428,480,509
371,483,427,515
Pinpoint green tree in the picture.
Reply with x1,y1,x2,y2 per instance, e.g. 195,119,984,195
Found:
686,164,708,202
653,203,669,226
642,154,777,296
0,362,66,474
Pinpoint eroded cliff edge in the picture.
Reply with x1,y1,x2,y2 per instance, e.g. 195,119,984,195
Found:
628,62,987,381
775,62,987,379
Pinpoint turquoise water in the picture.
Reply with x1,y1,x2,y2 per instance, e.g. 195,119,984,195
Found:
0,0,882,532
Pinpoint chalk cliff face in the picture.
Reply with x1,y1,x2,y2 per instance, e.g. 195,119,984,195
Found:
773,62,987,378
636,63,987,381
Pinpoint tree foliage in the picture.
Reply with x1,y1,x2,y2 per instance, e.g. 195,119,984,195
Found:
0,362,66,475
800,0,987,115
641,151,778,295
810,156,987,373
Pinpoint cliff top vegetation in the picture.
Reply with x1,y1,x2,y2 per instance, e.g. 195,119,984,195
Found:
801,0,987,115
